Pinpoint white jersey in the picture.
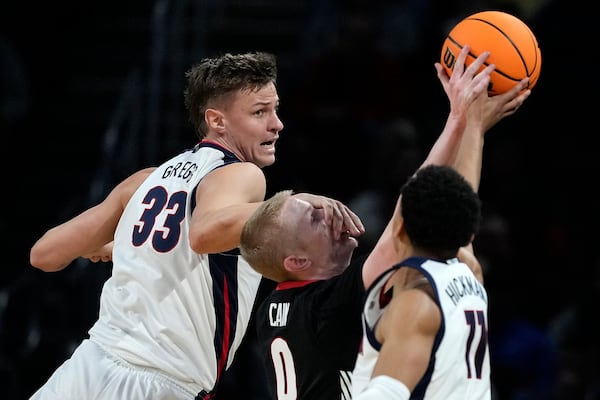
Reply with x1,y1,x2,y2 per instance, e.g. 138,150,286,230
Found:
352,257,491,399
88,141,262,396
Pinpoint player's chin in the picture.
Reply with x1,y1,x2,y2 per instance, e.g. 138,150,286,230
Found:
335,240,357,264
255,154,276,168
332,233,357,256
254,143,277,166
344,235,359,249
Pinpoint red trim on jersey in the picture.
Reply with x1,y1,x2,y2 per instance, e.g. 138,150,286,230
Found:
216,275,231,381
200,139,227,150
275,280,318,290
378,279,394,308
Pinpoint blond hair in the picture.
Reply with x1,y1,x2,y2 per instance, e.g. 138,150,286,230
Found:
240,190,295,282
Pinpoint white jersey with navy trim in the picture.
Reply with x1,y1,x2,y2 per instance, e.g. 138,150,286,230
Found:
352,257,491,399
88,141,262,396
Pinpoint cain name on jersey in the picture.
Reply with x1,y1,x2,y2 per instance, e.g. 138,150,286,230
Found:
269,302,290,327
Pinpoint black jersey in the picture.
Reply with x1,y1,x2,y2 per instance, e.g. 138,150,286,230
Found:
255,255,367,400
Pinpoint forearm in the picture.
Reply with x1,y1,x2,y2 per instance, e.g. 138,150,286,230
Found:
458,244,484,284
453,121,485,191
30,217,115,272
189,202,263,254
421,114,466,170
30,227,76,271
364,116,468,287
425,110,484,191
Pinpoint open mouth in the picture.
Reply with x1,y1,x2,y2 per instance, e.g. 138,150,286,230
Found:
341,231,356,241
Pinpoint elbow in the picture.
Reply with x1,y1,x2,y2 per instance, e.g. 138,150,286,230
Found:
189,223,239,255
30,245,66,272
189,229,219,254
29,246,46,271
189,232,207,254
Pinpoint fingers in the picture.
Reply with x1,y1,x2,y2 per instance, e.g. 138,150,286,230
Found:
82,242,114,263
84,254,111,263
449,46,491,79
470,63,493,95
498,77,531,115
465,50,491,79
452,45,470,77
336,202,365,238
462,52,493,102
328,201,344,236
435,46,472,93
502,77,530,100
324,200,364,239
295,193,364,239
445,46,495,109
307,195,365,239
441,45,532,130
435,62,451,96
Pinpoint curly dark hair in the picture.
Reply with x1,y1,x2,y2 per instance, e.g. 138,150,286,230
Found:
400,164,481,259
183,51,278,138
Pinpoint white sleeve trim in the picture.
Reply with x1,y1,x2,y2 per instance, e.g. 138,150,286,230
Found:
353,375,410,400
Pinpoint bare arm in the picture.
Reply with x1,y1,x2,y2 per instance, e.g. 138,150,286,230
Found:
190,162,365,254
457,244,484,284
362,47,491,288
444,64,531,191
362,46,530,288
423,45,494,172
83,241,114,263
190,162,267,254
30,167,155,272
367,288,440,394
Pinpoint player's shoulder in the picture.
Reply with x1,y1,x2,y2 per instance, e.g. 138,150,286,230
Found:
111,167,157,204
386,285,441,334
216,160,264,176
204,161,266,191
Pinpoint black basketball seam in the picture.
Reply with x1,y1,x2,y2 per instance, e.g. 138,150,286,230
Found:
446,34,520,84
466,16,529,78
524,27,541,88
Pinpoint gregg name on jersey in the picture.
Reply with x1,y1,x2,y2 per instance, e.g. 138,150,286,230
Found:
162,161,199,183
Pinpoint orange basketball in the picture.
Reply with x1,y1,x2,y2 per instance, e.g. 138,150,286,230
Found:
440,10,541,95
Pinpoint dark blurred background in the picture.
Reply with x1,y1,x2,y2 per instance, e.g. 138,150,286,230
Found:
2,0,598,399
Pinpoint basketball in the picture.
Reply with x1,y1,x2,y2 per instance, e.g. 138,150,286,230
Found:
440,10,541,95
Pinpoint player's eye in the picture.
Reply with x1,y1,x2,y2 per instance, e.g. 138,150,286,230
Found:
311,209,324,225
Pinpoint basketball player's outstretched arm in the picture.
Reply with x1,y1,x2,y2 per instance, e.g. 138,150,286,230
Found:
30,168,156,272
189,162,363,254
362,45,530,288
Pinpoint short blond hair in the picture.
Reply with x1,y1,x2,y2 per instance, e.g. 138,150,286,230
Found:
240,190,295,282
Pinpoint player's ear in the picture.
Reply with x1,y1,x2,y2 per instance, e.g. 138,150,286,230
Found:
283,255,311,273
395,218,411,246
391,211,405,241
205,108,225,132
